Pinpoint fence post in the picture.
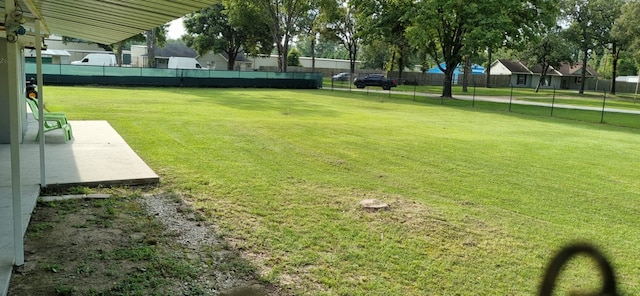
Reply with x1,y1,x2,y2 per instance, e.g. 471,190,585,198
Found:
601,90,607,124
509,84,514,112
551,87,556,117
635,78,639,104
349,72,353,92
472,83,476,108
413,83,417,101
331,71,334,91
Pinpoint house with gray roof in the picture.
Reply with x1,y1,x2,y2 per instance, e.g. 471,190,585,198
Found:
149,43,198,69
197,51,253,71
489,59,600,90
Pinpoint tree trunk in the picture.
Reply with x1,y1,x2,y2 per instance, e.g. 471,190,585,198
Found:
610,44,618,95
277,43,285,72
227,51,237,70
442,62,456,98
398,51,405,79
485,46,492,88
311,35,316,72
462,55,471,92
349,43,357,75
389,51,396,73
535,64,549,93
579,48,588,94
115,42,124,67
282,36,289,73
146,29,156,68
350,47,356,74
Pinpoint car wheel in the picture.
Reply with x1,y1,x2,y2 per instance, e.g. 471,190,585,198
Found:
356,83,365,89
382,84,390,90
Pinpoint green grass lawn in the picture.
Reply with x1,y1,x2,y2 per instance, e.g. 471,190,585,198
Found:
45,86,640,295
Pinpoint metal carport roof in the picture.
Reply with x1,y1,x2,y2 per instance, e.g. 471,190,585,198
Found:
1,0,214,45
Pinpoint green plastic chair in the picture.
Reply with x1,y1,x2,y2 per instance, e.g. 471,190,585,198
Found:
25,98,73,143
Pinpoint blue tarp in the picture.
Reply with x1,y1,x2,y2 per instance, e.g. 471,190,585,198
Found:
427,63,485,75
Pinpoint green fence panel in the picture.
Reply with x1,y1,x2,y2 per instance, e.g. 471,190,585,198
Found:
25,63,323,89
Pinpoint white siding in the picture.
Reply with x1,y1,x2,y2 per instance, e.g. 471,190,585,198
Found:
491,62,513,75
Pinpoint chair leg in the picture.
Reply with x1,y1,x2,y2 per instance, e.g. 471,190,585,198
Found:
63,125,72,143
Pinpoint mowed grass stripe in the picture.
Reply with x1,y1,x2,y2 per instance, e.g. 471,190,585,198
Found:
45,86,640,295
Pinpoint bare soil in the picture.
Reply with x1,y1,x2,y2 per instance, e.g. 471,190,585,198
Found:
9,190,288,296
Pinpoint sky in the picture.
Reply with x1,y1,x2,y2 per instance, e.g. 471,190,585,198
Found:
167,18,186,40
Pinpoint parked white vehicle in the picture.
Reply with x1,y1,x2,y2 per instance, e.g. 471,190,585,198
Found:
70,53,117,66
168,57,205,69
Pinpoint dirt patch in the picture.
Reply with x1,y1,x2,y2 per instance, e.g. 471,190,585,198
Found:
9,190,289,296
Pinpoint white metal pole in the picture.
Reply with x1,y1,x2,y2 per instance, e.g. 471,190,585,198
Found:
36,20,46,187
6,0,24,266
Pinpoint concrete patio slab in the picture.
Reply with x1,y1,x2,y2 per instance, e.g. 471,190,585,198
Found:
0,117,160,295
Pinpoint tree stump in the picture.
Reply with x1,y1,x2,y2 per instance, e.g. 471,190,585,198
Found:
359,199,390,211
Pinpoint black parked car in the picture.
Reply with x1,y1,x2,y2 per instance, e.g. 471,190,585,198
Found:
353,74,397,90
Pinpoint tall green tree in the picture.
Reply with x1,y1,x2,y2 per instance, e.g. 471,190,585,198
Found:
611,0,640,90
253,0,312,72
597,52,638,78
112,34,145,67
523,30,574,92
297,2,320,71
183,3,272,70
359,40,390,70
297,36,349,60
408,0,558,97
145,26,168,68
318,0,360,74
354,0,414,78
600,0,623,94
474,14,547,88
562,0,620,94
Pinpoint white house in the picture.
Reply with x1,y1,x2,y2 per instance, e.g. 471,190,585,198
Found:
616,76,639,83
196,52,359,72
489,59,600,90
197,52,253,71
24,49,71,64
249,55,358,71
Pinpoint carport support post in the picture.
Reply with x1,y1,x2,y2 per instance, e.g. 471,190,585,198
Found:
3,0,24,266
36,20,46,187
